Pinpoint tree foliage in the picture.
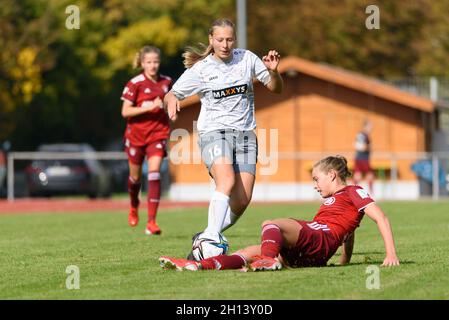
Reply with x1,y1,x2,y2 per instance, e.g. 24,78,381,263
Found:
2,0,449,150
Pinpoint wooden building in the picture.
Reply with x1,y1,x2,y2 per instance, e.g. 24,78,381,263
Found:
167,56,435,200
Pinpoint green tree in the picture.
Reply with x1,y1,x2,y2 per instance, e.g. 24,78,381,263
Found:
247,0,431,78
1,0,234,149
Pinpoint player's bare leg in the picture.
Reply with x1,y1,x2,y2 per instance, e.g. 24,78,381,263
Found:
366,171,375,195
352,171,362,186
221,172,255,232
185,159,234,259
210,159,235,196
128,162,142,227
145,155,163,235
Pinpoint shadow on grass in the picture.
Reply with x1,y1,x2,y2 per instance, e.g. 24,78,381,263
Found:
326,260,415,267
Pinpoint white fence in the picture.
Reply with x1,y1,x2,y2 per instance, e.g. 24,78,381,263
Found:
6,150,449,202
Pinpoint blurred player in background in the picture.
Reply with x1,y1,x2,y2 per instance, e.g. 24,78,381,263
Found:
164,18,283,257
353,120,375,194
0,144,6,197
159,155,400,271
121,45,172,235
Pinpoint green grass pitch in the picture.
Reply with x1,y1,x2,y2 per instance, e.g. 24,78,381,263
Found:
1,201,448,299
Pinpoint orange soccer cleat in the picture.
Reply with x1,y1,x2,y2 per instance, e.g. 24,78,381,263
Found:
159,256,200,271
128,207,139,227
249,255,282,272
145,221,162,235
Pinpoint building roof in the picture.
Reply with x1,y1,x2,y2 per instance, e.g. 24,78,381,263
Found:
179,55,435,113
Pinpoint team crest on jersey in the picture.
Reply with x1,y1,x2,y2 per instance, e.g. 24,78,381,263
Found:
144,88,151,94
356,188,370,199
323,197,336,206
162,85,168,93
212,84,248,99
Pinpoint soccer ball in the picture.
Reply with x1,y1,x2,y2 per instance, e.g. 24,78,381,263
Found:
191,232,229,261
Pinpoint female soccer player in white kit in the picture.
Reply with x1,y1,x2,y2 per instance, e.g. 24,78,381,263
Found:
164,18,283,257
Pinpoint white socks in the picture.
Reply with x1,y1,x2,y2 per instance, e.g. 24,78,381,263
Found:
221,207,241,232
204,191,230,234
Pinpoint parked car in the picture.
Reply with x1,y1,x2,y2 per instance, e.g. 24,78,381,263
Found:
25,143,112,198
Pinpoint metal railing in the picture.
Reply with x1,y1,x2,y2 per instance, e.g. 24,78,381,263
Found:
6,150,449,201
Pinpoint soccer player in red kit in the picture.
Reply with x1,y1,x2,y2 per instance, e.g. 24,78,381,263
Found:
159,155,400,271
353,120,375,194
121,45,172,235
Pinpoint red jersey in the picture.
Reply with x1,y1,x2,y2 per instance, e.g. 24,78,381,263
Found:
121,73,172,146
313,185,374,243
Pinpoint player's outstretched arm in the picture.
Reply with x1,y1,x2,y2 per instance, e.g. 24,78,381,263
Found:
121,99,158,118
364,203,400,267
262,50,283,94
163,91,180,121
339,232,355,266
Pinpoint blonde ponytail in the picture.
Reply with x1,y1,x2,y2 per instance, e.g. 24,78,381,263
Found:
182,43,214,69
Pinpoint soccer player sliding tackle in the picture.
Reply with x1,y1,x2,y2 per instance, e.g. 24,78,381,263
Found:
159,156,400,271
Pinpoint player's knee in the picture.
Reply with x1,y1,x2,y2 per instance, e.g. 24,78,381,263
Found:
261,220,274,228
235,245,260,259
129,174,141,183
215,176,235,193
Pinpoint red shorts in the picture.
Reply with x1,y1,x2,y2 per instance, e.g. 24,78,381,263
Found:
279,220,341,267
125,139,167,165
354,159,373,175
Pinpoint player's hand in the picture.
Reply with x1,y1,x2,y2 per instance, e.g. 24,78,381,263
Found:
153,97,164,109
381,255,400,267
142,100,158,111
262,50,281,71
167,99,180,121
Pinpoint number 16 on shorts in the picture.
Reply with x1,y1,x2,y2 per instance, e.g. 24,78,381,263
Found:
204,143,233,167
208,144,222,160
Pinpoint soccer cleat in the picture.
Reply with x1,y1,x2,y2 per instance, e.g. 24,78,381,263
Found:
145,221,162,235
249,255,282,272
128,207,139,227
159,256,200,271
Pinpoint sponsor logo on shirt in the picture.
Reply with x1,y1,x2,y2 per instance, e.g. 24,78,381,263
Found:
323,197,335,206
209,76,218,81
212,84,248,99
144,88,151,94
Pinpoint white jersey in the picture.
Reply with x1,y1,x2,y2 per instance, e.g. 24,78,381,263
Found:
171,49,271,134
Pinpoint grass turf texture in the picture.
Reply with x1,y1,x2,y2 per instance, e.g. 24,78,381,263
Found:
1,201,448,299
